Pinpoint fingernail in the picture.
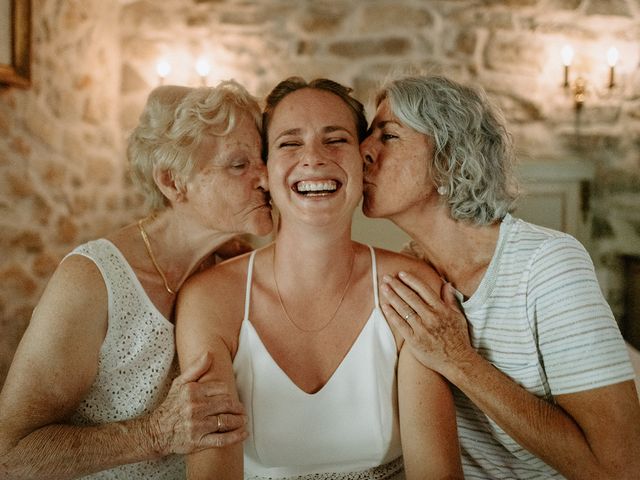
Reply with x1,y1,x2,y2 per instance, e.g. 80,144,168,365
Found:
398,271,407,278
383,274,393,283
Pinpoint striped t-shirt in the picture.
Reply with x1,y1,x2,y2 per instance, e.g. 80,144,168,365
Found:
419,214,635,479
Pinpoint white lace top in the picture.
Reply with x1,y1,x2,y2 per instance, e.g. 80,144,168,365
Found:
67,239,185,479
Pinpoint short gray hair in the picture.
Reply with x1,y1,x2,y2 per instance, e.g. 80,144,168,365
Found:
128,80,262,210
378,75,517,224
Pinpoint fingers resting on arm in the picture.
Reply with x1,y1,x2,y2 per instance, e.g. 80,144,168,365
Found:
150,351,248,456
380,271,473,374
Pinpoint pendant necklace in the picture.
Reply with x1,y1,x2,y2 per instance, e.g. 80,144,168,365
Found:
272,245,355,333
138,218,176,295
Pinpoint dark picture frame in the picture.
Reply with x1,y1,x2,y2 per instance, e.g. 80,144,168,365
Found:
0,0,31,88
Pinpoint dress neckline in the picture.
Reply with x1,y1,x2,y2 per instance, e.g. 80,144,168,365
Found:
238,245,386,395
239,308,382,396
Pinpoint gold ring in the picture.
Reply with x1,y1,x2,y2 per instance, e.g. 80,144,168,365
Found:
217,415,222,431
403,311,414,320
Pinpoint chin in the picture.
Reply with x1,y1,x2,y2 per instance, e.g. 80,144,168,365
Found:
362,198,382,219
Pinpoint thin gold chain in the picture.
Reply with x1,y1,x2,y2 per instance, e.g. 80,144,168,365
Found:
138,219,176,295
272,245,355,333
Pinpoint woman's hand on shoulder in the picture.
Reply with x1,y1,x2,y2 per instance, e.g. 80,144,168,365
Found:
378,258,477,377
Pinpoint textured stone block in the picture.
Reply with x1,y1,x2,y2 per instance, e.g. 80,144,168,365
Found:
329,37,411,58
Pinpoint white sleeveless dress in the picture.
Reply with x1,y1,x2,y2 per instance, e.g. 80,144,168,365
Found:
233,246,405,479
67,239,185,479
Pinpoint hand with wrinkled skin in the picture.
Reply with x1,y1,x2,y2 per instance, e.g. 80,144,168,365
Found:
149,352,248,456
380,271,475,376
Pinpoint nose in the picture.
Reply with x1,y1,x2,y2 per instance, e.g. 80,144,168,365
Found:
360,136,377,168
302,141,327,167
255,160,269,191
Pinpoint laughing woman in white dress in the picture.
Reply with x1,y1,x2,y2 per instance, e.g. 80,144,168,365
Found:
176,77,463,480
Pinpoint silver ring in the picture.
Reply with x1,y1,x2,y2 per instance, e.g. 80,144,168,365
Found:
403,311,415,320
216,415,223,431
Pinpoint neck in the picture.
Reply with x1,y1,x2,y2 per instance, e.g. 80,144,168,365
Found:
273,221,355,285
140,210,240,292
390,207,501,294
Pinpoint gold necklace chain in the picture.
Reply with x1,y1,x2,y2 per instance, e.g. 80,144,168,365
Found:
272,245,356,333
138,219,176,295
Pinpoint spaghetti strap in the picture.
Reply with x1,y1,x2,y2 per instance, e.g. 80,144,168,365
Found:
368,245,379,308
243,250,257,322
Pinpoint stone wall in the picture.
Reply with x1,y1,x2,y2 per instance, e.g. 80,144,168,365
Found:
0,0,142,383
118,0,640,319
1,0,639,385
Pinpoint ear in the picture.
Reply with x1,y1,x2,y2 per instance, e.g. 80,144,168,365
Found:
153,166,186,205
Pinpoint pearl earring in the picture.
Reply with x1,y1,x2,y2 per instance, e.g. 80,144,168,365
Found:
437,185,448,196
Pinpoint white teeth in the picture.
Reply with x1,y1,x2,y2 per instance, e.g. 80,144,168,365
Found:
296,180,338,193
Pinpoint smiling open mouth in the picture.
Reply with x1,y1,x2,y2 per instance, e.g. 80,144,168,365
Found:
294,180,340,197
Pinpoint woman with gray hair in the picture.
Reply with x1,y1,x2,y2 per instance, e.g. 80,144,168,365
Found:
361,74,640,479
0,80,273,479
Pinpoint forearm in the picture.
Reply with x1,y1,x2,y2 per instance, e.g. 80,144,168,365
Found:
186,443,242,480
0,416,162,480
445,351,604,479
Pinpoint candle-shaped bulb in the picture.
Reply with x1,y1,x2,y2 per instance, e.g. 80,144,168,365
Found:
607,47,619,67
156,59,171,84
607,47,618,88
195,58,211,85
561,45,574,66
561,45,574,87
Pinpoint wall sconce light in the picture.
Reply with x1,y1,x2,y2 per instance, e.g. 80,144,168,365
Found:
195,57,211,86
560,44,622,112
561,44,574,88
156,59,171,85
607,46,619,88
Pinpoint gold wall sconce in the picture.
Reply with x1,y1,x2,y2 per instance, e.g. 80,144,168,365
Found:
561,44,619,112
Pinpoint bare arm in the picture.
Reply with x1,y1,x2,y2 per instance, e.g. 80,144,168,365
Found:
382,271,640,480
0,256,245,480
175,268,245,480
398,346,463,479
376,252,462,479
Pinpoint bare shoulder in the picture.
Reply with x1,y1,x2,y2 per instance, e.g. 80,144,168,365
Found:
34,252,108,334
372,246,443,290
181,248,254,308
176,247,260,357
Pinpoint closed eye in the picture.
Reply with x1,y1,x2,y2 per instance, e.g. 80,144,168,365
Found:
231,161,248,170
381,133,398,142
278,141,301,148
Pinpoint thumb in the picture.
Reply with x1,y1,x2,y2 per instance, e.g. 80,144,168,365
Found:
442,282,463,312
176,351,213,385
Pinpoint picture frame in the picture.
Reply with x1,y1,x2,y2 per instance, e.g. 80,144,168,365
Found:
0,0,31,88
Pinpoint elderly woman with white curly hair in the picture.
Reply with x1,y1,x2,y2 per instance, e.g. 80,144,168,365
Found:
0,80,272,479
361,74,640,479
